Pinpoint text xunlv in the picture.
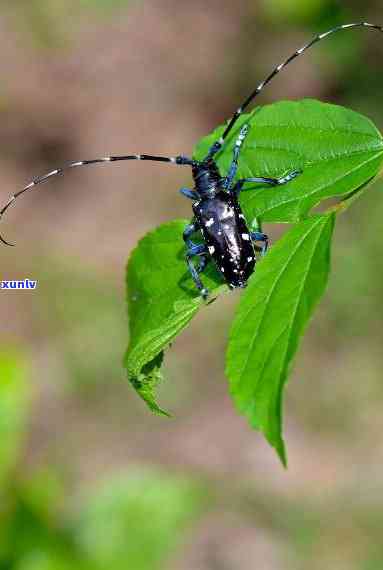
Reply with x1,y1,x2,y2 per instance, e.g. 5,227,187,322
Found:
1,279,38,290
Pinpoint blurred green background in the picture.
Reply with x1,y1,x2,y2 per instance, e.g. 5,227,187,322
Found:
1,0,383,568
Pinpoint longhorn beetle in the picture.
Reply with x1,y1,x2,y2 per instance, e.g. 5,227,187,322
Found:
1,22,382,298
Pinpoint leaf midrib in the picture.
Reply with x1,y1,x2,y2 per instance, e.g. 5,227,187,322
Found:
242,121,382,139
263,216,329,435
243,146,383,165
129,282,198,344
244,151,383,214
234,216,326,390
128,304,199,375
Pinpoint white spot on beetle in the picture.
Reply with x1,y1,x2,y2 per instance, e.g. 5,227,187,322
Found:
208,245,215,254
239,214,245,219
221,266,225,272
218,231,222,236
234,269,238,273
205,218,214,228
242,233,250,240
247,256,253,262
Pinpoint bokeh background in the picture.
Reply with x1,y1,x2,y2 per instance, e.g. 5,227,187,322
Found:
1,1,383,568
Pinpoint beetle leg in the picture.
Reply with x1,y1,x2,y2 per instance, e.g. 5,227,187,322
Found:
275,169,302,185
223,124,250,190
183,222,209,298
185,243,209,299
196,253,209,274
179,187,198,200
183,221,199,249
231,169,301,195
250,231,269,257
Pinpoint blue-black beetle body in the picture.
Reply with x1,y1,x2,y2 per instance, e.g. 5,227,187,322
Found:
192,186,255,289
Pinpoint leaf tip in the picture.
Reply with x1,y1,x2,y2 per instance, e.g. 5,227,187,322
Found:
276,441,288,469
128,372,171,417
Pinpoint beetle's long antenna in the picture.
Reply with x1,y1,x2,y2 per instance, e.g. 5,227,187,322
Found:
0,153,194,246
207,22,383,158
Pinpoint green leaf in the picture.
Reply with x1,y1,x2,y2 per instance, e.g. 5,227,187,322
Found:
226,213,335,465
125,220,225,414
126,99,383,451
193,99,383,223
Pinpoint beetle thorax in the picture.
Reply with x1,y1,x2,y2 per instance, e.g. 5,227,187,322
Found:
192,159,222,198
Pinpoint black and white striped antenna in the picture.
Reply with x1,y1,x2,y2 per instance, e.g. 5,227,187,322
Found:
1,22,383,245
207,22,383,158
